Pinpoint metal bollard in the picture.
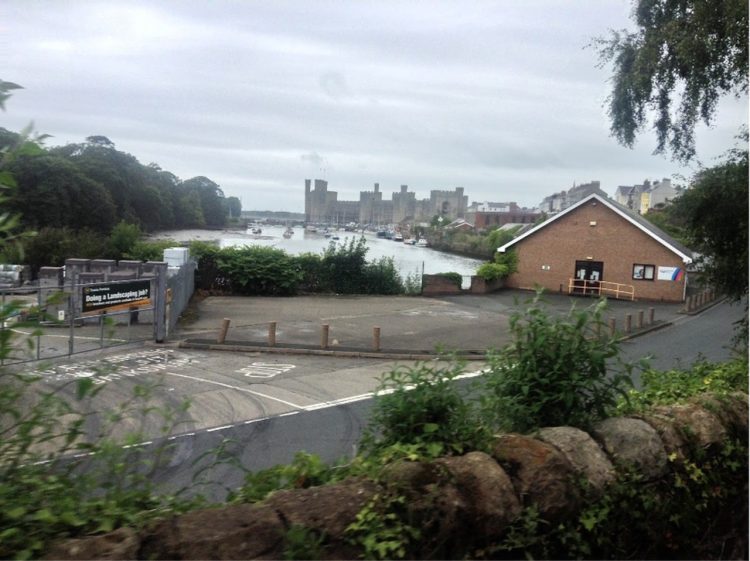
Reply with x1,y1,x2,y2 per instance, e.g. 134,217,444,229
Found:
637,310,644,329
609,318,616,337
625,313,632,334
373,326,381,351
648,307,655,325
321,324,329,349
268,321,277,347
217,318,231,343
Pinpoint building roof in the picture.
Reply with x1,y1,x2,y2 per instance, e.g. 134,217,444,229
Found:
497,193,694,264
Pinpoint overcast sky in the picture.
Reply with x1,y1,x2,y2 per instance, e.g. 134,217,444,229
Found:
3,1,747,212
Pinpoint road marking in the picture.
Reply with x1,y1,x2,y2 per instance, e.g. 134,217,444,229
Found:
236,362,296,379
206,425,233,433
10,328,126,342
164,371,305,409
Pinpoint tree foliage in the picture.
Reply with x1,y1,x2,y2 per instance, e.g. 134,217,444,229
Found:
596,0,748,161
672,143,748,300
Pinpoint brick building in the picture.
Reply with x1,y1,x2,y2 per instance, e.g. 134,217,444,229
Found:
497,194,693,302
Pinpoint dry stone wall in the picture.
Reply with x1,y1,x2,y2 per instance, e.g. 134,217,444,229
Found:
44,391,748,560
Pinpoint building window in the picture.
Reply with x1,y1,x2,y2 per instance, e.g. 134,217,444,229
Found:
633,264,655,281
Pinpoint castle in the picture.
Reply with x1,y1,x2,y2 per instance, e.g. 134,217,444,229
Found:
304,179,468,225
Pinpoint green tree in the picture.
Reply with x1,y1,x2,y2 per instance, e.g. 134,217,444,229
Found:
673,144,748,301
225,196,242,220
182,176,227,227
596,0,748,161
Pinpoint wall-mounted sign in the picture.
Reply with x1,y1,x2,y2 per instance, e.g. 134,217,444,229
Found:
657,266,684,281
82,279,151,314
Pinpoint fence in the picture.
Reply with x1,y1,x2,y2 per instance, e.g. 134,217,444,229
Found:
1,256,196,365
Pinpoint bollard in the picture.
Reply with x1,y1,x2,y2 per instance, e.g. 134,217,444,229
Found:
373,326,381,352
321,324,329,349
217,318,231,344
689,294,697,311
625,313,632,334
609,318,616,337
637,310,644,329
648,307,655,325
268,321,276,347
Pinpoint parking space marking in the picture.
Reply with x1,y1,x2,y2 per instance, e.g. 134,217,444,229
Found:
164,371,305,409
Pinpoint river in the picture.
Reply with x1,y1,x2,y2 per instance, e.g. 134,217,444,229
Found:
150,226,484,286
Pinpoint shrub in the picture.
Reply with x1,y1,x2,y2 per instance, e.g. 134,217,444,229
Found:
217,246,302,296
361,361,488,457
322,237,369,294
475,262,509,282
22,227,108,274
618,356,749,414
107,221,141,260
294,252,328,293
480,291,635,432
438,271,463,288
189,241,228,292
125,239,177,262
363,257,403,295
494,248,518,272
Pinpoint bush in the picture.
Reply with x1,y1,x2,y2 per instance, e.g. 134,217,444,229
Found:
438,272,463,288
618,356,749,414
475,262,509,282
361,361,488,458
363,257,403,295
23,227,108,274
322,237,369,294
107,221,141,260
125,239,177,262
480,291,635,432
294,253,328,293
217,246,302,296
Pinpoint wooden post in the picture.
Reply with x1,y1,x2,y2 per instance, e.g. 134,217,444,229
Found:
268,322,277,347
648,307,655,325
637,310,644,329
625,313,632,334
217,318,230,343
373,326,381,351
609,318,616,337
321,324,329,349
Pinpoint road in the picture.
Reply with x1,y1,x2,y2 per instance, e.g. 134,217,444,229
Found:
25,298,745,502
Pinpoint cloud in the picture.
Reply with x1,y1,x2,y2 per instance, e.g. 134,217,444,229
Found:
2,0,746,214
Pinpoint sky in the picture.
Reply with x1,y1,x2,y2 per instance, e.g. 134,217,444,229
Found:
2,1,747,213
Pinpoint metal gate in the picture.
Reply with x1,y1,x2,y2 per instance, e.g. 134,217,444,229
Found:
1,277,157,365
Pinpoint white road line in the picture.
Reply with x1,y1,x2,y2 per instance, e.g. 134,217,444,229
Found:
206,425,233,433
164,371,305,409
10,328,127,342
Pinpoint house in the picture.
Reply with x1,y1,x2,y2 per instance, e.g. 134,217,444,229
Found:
615,178,678,214
497,193,694,302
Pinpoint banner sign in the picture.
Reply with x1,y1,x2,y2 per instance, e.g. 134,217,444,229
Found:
657,266,684,281
82,279,152,314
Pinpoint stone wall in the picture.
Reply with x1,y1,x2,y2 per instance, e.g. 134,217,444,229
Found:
44,391,748,560
421,274,505,296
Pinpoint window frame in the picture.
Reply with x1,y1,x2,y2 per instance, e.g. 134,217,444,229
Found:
632,263,655,281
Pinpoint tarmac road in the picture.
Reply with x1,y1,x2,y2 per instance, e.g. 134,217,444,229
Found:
15,291,741,501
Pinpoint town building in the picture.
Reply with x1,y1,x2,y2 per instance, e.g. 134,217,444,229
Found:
465,201,542,230
539,181,607,215
304,179,468,225
615,178,679,214
497,193,693,302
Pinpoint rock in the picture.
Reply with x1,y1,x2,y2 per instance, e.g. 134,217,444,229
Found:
636,411,690,462
651,402,726,451
537,426,616,497
591,417,668,480
264,478,379,542
692,392,748,438
490,434,580,520
139,503,285,560
42,527,139,560
436,451,522,540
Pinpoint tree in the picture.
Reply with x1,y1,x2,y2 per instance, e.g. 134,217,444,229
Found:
597,0,748,162
672,143,748,301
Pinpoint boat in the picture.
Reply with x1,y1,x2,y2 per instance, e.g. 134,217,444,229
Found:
283,226,294,239
416,238,429,247
393,234,404,242
247,225,262,235
404,238,416,245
